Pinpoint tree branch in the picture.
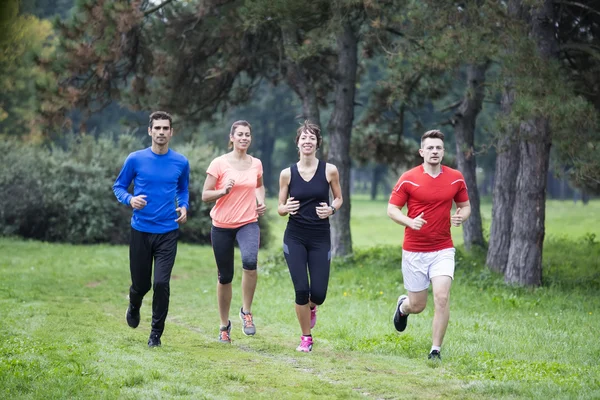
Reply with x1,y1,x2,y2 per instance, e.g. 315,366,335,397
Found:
555,1,600,18
440,99,462,112
144,0,174,16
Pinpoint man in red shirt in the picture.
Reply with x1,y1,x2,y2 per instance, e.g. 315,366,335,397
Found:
387,129,471,360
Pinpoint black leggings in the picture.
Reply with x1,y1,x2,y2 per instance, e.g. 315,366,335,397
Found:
283,224,331,306
211,222,260,284
129,228,179,335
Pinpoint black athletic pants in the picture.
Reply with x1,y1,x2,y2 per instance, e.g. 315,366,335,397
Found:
129,228,179,335
283,224,331,306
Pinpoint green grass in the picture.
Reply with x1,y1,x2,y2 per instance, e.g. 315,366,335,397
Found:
266,196,600,249
1,198,600,399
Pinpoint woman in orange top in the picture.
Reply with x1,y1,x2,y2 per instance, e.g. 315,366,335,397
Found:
202,120,266,343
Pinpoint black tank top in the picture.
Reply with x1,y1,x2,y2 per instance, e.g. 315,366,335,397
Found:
288,160,330,230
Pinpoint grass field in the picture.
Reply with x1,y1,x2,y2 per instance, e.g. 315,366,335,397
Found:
265,196,600,249
1,198,599,399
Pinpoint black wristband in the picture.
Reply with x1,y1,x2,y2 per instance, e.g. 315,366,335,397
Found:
330,205,336,215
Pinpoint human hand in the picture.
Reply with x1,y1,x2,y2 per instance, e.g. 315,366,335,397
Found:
175,207,187,224
223,179,235,195
316,202,333,219
256,202,267,217
130,195,147,210
451,208,463,227
285,197,300,215
410,212,427,230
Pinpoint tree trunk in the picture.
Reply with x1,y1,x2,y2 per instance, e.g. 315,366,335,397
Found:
504,0,556,286
486,87,519,274
453,63,488,251
327,21,357,257
259,116,276,195
505,119,551,285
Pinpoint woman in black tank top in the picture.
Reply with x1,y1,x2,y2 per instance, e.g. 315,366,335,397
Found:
277,120,343,353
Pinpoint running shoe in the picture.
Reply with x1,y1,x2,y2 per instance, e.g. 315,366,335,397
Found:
428,350,441,360
239,308,256,336
126,303,140,329
148,332,161,348
296,335,313,352
393,295,409,332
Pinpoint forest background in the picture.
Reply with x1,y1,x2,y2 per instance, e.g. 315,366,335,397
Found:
1,0,600,287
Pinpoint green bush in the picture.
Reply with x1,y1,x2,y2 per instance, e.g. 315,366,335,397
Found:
0,135,272,247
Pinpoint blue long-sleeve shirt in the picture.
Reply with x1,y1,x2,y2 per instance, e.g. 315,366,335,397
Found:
113,147,190,234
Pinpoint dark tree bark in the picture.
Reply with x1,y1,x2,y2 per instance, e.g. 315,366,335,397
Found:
327,20,357,257
371,164,388,200
486,87,519,274
258,115,276,194
453,63,488,251
505,118,551,285
505,0,557,286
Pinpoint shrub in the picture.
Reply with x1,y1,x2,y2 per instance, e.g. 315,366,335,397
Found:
0,135,272,247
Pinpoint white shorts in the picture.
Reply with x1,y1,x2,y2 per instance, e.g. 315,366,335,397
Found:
401,248,456,292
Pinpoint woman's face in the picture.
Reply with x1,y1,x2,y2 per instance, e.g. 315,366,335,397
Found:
297,130,318,155
230,125,252,151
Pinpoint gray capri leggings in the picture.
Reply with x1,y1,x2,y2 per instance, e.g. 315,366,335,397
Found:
210,222,260,284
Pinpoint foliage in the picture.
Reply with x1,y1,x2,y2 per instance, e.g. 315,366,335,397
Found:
0,134,273,246
19,0,74,19
0,0,54,140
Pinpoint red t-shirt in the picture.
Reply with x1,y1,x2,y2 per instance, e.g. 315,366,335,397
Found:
389,165,469,252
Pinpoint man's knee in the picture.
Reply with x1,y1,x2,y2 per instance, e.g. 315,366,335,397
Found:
131,284,151,297
433,292,450,310
153,279,170,292
410,301,427,314
407,292,428,313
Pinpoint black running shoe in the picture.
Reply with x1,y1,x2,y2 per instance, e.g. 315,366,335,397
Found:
428,350,441,360
126,303,140,329
393,295,409,332
148,332,161,348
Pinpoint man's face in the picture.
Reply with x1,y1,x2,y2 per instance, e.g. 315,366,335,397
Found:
419,138,444,165
148,118,173,145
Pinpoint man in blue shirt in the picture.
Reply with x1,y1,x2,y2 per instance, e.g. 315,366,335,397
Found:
113,111,190,347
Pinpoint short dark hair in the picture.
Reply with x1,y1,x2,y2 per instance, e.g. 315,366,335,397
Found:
295,120,322,148
149,111,173,129
229,120,252,149
421,129,444,146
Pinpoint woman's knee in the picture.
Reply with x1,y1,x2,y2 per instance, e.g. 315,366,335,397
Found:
295,290,310,305
310,292,327,306
218,270,234,284
241,258,257,271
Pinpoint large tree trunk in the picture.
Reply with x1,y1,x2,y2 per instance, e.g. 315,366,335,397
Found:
327,21,357,257
486,87,519,274
453,63,488,251
505,0,556,286
505,119,551,285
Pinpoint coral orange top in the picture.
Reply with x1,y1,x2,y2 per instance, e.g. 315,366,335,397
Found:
207,155,263,229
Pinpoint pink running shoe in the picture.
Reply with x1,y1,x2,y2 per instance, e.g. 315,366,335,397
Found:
296,335,313,352
310,306,317,329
